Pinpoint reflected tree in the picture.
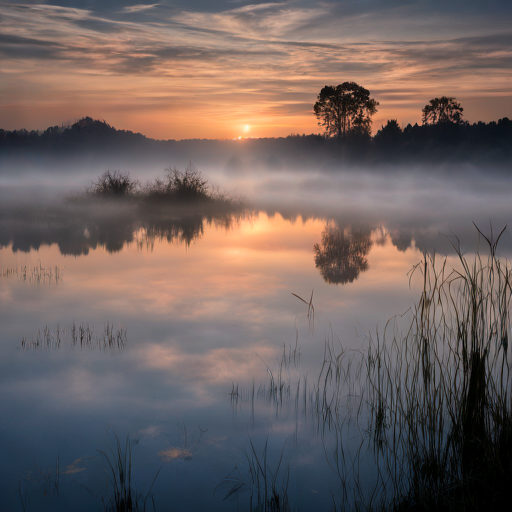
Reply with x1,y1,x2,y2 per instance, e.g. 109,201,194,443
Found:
140,214,205,249
0,204,250,256
314,223,372,284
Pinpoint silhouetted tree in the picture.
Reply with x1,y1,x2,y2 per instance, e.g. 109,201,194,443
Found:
314,82,379,138
422,96,464,125
313,223,372,284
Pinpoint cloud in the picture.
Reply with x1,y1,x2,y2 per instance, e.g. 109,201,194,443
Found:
114,55,159,74
0,1,511,137
0,34,59,46
72,18,124,33
0,33,65,60
122,3,160,14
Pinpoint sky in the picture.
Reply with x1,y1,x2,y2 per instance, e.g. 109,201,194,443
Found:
1,0,512,140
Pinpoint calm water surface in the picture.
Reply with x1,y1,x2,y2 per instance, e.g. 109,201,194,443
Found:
1,168,511,511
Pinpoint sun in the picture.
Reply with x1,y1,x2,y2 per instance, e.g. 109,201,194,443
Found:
244,124,250,133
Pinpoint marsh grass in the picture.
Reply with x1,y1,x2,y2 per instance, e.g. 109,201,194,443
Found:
17,456,60,512
98,430,160,512
361,227,512,511
16,433,157,512
228,337,303,424
216,437,291,512
2,261,63,285
20,321,126,350
324,226,512,511
233,227,512,511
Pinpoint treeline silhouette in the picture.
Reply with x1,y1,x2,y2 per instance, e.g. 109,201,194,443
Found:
372,118,512,164
0,117,150,151
1,115,511,170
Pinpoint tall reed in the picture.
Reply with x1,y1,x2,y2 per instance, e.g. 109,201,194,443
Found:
98,430,159,512
229,228,512,510
216,437,291,512
363,228,512,511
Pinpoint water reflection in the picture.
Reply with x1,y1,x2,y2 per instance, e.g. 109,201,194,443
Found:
2,189,511,261
4,205,503,512
0,199,249,256
313,222,372,284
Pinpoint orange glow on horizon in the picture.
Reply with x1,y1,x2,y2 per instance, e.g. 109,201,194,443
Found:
0,3,510,139
5,97,511,141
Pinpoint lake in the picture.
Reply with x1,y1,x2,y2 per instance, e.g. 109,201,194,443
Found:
1,165,511,511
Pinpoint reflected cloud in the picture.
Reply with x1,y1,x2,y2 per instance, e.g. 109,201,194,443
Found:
138,425,164,438
158,447,193,461
61,458,89,475
140,343,278,385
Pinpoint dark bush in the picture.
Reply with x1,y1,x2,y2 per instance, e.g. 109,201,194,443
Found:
144,164,210,202
165,164,209,201
84,165,245,211
89,170,138,197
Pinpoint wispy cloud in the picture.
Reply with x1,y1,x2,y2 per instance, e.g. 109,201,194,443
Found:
1,1,511,138
122,4,160,14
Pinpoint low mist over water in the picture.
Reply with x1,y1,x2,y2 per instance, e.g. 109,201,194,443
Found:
2,156,512,511
2,161,512,256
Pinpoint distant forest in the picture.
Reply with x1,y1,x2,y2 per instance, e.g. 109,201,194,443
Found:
1,115,511,171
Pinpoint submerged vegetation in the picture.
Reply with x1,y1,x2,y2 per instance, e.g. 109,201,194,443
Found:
216,437,291,512
17,431,158,512
2,261,63,285
20,322,127,350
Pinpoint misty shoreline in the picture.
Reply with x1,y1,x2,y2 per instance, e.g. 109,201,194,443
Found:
1,116,512,176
